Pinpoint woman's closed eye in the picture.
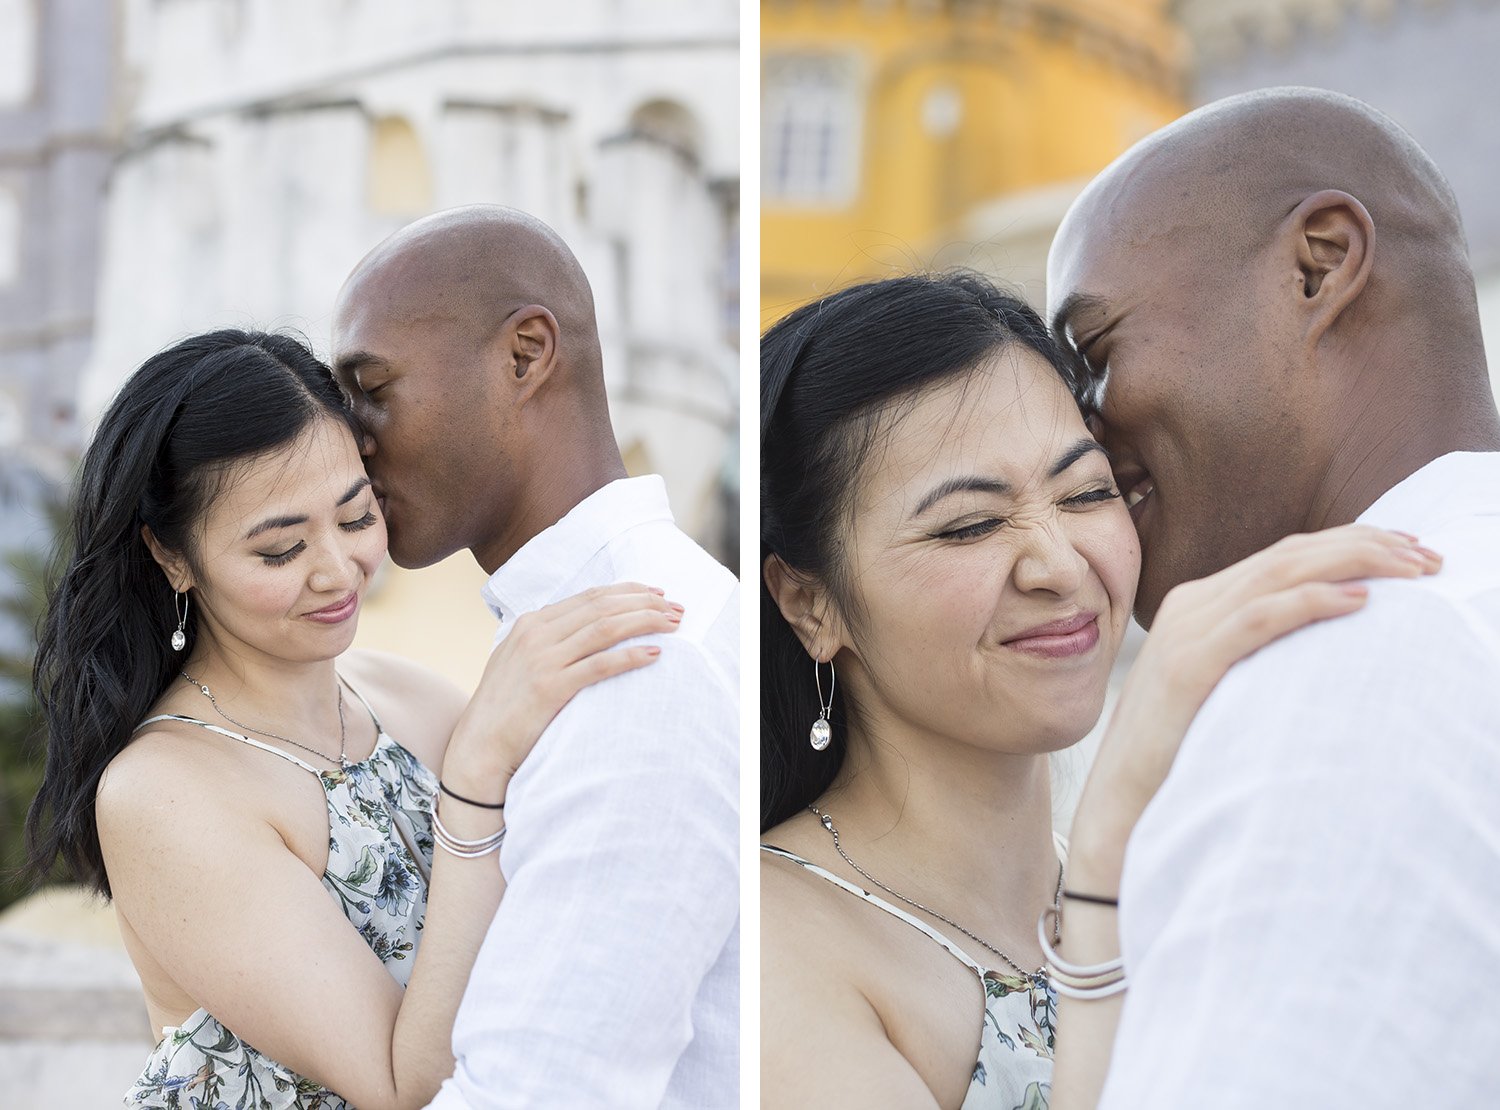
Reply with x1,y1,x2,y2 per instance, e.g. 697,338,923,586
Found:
257,511,379,565
933,517,1007,542
1061,487,1121,509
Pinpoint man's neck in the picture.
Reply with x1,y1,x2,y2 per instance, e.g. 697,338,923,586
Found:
472,445,629,576
1305,385,1500,531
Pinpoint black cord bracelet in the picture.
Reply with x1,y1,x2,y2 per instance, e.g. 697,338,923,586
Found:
1061,889,1119,907
439,781,505,810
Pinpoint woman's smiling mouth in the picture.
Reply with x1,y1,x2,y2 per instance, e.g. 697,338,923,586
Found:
1002,612,1101,659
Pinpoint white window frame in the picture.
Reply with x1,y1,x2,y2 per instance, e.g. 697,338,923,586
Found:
761,52,863,208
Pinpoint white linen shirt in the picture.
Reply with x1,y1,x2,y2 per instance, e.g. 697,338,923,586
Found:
427,475,739,1110
1099,451,1500,1107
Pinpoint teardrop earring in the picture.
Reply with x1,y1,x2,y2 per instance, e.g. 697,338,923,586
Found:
171,590,189,652
810,658,835,751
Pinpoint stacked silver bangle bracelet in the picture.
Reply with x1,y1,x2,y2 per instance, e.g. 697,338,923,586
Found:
432,805,506,859
1037,906,1129,999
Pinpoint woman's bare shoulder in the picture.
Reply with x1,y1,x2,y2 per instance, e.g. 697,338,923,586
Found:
96,725,261,853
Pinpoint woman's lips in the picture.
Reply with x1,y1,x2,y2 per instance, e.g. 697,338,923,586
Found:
1002,613,1100,659
305,593,359,624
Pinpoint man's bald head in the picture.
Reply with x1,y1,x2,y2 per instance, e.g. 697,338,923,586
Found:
1056,87,1470,329
331,205,625,573
1048,87,1496,626
338,204,604,389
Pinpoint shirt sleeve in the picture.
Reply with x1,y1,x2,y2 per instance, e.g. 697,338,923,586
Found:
426,640,739,1109
1098,585,1500,1108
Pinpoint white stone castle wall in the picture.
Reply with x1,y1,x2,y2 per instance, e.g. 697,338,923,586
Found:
84,0,740,550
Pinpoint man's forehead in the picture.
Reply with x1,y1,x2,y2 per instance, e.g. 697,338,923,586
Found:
333,267,458,353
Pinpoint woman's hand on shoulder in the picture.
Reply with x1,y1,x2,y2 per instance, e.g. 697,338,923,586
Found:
440,582,683,804
1071,525,1441,886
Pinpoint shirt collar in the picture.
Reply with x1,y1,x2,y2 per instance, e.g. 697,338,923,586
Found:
1357,451,1500,534
481,475,675,622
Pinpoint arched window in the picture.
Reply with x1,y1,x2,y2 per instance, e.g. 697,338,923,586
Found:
367,116,433,216
628,99,704,165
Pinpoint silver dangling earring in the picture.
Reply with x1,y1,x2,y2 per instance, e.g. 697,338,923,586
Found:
171,591,189,652
810,658,835,751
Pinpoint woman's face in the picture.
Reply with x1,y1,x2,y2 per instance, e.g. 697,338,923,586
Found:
176,416,386,666
832,346,1140,757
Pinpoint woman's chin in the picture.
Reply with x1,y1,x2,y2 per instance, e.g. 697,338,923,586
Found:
1016,693,1109,755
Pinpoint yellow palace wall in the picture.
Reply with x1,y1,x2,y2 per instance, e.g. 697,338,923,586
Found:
762,0,1187,324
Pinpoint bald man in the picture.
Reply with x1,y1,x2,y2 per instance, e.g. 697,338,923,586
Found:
1047,89,1500,1105
332,206,739,1109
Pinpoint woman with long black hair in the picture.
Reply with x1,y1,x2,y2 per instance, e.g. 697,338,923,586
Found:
758,272,1439,1109
25,329,680,1108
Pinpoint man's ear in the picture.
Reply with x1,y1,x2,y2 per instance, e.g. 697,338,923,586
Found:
1289,189,1375,346
763,553,846,662
502,305,561,399
141,526,192,594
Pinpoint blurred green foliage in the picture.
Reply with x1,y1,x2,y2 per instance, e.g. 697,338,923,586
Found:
0,482,67,912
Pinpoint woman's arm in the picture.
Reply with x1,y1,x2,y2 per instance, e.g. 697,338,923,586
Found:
100,581,681,1110
1048,526,1441,1109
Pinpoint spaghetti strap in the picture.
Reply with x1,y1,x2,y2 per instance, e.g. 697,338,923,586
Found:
337,673,385,735
760,844,991,978
135,713,324,776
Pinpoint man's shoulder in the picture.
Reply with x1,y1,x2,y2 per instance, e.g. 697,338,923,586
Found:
1183,575,1500,774
1216,571,1500,694
585,520,739,655
514,632,739,802
601,520,738,602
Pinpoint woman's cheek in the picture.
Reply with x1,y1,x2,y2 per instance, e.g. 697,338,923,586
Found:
1081,508,1141,621
358,519,389,575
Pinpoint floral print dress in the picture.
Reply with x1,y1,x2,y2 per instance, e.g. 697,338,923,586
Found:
125,684,437,1109
761,845,1058,1110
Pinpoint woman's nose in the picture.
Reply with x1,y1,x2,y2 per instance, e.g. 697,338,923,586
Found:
1010,518,1088,597
307,541,362,594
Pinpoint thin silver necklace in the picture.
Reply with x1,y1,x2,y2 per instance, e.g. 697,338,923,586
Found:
809,805,1062,986
181,671,349,771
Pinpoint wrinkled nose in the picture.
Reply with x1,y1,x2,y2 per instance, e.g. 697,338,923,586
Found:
1011,519,1088,597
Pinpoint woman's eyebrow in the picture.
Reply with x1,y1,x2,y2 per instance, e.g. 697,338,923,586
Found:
912,476,1012,517
243,478,371,539
1049,438,1110,477
336,476,371,506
